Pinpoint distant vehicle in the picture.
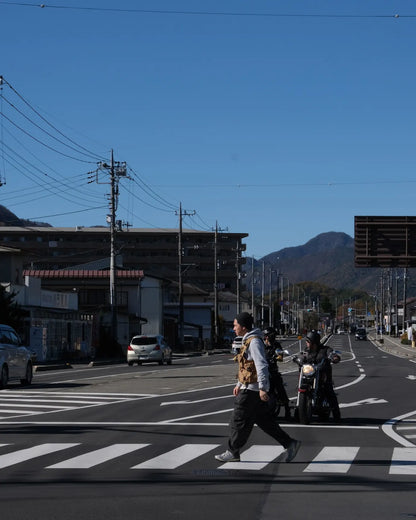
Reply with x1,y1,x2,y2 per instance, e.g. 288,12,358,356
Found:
127,335,173,366
231,336,243,355
355,328,367,341
0,324,33,388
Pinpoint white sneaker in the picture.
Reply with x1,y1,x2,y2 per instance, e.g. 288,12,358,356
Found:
215,450,240,462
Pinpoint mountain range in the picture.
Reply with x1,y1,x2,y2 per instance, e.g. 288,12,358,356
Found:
244,231,414,297
0,205,50,227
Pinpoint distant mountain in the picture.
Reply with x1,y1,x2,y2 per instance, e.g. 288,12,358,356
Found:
243,231,404,295
0,205,51,227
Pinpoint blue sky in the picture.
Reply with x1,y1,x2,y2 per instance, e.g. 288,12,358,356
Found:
1,1,416,259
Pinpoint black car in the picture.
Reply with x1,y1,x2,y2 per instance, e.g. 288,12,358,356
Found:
355,328,367,341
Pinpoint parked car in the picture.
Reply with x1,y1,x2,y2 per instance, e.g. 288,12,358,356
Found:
127,335,173,366
355,328,367,341
231,336,243,355
0,324,33,388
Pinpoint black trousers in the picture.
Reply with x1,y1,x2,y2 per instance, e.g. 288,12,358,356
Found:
228,389,293,457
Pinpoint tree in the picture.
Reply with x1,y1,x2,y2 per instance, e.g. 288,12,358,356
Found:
0,285,25,328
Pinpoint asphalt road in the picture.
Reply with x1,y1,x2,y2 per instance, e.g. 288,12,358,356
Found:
0,335,416,519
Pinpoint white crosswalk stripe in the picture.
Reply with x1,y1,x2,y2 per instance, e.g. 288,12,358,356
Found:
0,443,79,469
390,447,416,475
217,445,285,471
47,444,149,469
0,391,150,419
132,444,220,469
304,446,360,473
0,444,415,474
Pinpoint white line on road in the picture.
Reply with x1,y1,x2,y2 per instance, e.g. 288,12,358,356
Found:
0,421,379,429
47,444,149,469
304,446,360,473
160,395,233,406
132,444,219,469
217,445,285,471
390,447,416,474
0,443,80,469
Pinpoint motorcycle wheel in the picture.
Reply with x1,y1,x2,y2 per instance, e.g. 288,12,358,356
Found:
298,393,313,424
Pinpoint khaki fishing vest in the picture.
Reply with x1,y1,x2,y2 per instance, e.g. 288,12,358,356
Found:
234,336,259,385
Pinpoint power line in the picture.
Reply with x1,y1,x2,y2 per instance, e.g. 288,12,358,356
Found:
0,139,108,207
151,179,416,189
25,205,108,222
0,2,410,19
1,94,101,161
128,166,177,211
119,182,173,214
185,211,212,232
1,76,105,161
0,108,96,163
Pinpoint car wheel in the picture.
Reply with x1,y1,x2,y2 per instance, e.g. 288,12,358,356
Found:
21,362,33,386
127,361,134,366
0,364,8,389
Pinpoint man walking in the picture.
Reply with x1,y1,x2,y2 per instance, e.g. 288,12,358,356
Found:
215,312,301,463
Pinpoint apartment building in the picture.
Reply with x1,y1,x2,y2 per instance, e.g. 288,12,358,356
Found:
0,226,248,293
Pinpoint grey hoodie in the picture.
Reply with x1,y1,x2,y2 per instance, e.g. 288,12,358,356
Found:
237,328,270,393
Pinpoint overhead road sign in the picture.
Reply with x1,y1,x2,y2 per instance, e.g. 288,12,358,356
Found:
355,216,416,268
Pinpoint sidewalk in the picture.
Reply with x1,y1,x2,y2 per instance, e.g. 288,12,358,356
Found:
369,334,416,360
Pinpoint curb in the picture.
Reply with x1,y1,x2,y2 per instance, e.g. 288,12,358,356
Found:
34,363,73,372
32,349,232,372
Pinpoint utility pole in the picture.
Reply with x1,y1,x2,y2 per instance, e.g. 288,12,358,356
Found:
261,261,265,328
176,203,195,349
213,221,228,346
214,222,218,344
235,241,244,315
269,268,272,327
403,267,408,333
94,150,127,353
251,256,255,321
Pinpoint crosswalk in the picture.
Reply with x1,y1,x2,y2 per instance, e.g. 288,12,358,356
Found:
0,390,152,419
0,443,414,475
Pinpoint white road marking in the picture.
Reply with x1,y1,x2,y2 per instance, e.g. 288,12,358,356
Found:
0,443,79,469
217,445,285,471
47,444,149,469
0,443,414,474
339,398,388,409
390,448,416,474
304,446,360,473
132,444,219,469
160,395,232,406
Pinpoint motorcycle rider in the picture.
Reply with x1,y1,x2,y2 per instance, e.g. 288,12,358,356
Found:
301,330,341,422
262,327,291,420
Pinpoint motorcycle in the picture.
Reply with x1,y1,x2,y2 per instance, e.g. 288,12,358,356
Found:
292,351,340,424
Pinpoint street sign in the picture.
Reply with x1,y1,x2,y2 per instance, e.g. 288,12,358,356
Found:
355,216,416,267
